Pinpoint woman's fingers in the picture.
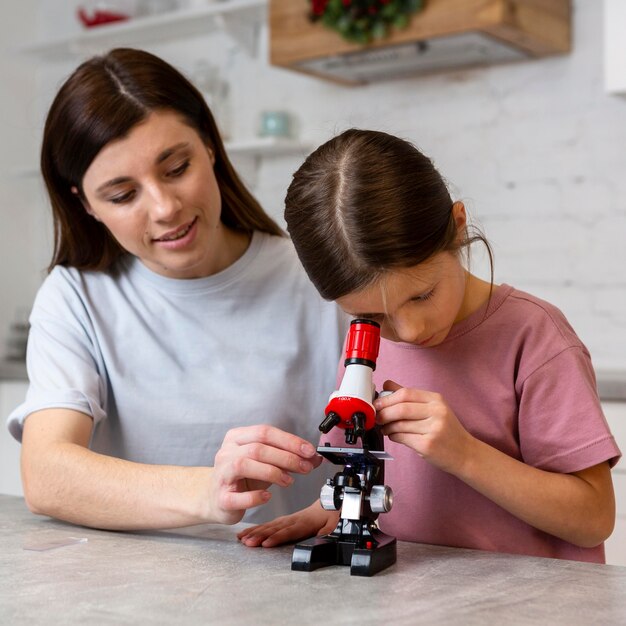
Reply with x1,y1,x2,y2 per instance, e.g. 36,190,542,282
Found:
223,425,318,459
218,488,272,512
232,441,318,476
220,456,294,487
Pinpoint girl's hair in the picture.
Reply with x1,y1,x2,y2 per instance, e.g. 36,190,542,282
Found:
42,47,283,272
284,128,493,300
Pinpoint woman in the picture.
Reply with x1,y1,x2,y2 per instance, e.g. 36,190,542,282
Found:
7,48,346,530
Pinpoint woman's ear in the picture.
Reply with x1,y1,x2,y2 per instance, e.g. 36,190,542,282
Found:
452,201,467,242
71,185,101,222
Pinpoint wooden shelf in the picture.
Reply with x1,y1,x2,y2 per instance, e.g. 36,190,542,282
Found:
270,0,571,85
19,0,267,61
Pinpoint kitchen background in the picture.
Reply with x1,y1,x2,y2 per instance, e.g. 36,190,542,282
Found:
1,0,625,562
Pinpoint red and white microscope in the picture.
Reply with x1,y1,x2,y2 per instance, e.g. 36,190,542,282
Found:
291,319,396,576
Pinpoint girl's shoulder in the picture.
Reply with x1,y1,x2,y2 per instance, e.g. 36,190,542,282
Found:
500,286,582,349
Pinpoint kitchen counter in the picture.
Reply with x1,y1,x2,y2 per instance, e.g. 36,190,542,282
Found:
1,496,625,625
596,369,626,402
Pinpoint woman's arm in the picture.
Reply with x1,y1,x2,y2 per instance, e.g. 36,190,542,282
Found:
375,383,616,548
21,409,321,530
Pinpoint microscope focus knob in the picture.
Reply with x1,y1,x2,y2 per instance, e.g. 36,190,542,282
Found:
320,483,341,511
369,485,394,513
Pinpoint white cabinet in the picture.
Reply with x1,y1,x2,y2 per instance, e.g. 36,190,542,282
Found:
604,0,626,94
603,401,626,566
0,381,27,496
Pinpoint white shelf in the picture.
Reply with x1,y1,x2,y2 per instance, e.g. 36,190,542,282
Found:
226,137,312,158
19,0,267,61
13,137,310,180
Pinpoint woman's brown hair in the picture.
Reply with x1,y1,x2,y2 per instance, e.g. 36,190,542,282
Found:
42,47,283,272
284,129,493,300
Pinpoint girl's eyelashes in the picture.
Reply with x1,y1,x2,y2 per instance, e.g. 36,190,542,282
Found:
412,288,435,302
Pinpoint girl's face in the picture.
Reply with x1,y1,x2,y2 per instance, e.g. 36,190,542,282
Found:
80,109,248,279
336,252,479,346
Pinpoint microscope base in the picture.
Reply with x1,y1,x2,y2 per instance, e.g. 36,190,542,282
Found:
291,528,396,577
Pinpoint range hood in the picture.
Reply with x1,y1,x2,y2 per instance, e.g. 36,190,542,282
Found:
269,0,571,85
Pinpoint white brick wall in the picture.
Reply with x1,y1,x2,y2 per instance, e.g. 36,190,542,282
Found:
4,0,625,370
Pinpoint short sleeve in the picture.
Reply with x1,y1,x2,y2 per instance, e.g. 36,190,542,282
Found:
518,346,621,472
7,274,107,442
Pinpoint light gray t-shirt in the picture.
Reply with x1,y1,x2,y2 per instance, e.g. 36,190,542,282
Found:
8,231,347,522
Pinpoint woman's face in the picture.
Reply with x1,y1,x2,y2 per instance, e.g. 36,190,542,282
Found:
81,109,247,279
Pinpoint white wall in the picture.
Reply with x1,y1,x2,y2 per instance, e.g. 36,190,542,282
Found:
0,0,49,362
2,0,625,370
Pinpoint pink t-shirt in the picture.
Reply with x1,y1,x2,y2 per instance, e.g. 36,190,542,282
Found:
323,284,621,563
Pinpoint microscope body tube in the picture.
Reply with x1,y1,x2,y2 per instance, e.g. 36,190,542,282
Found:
321,319,380,434
324,365,376,431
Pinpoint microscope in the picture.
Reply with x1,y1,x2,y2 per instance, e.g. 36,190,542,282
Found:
291,319,396,577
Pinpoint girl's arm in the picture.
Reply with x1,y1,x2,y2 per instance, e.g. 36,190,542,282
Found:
375,382,616,548
21,409,321,530
456,438,614,547
237,500,340,547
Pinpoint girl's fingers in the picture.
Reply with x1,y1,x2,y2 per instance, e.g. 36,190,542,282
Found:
375,387,435,411
239,520,296,547
260,524,302,547
376,401,433,425
238,517,287,540
381,419,429,437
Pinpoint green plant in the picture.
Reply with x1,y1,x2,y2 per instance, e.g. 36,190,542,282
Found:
309,0,425,45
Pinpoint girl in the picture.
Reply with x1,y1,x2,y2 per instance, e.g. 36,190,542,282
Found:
7,49,346,530
238,129,621,562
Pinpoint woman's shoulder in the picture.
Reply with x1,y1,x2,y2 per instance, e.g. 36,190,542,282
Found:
34,259,129,315
254,232,309,278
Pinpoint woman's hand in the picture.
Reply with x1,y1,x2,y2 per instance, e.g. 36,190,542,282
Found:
374,380,477,475
208,425,323,525
237,500,340,547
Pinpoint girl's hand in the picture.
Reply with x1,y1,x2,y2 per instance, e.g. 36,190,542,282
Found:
374,380,476,475
237,500,340,547
208,425,323,525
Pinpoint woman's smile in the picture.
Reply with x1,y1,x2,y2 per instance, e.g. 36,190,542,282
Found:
152,216,198,248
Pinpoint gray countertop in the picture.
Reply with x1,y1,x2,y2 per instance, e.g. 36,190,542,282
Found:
596,369,626,402
1,495,626,625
